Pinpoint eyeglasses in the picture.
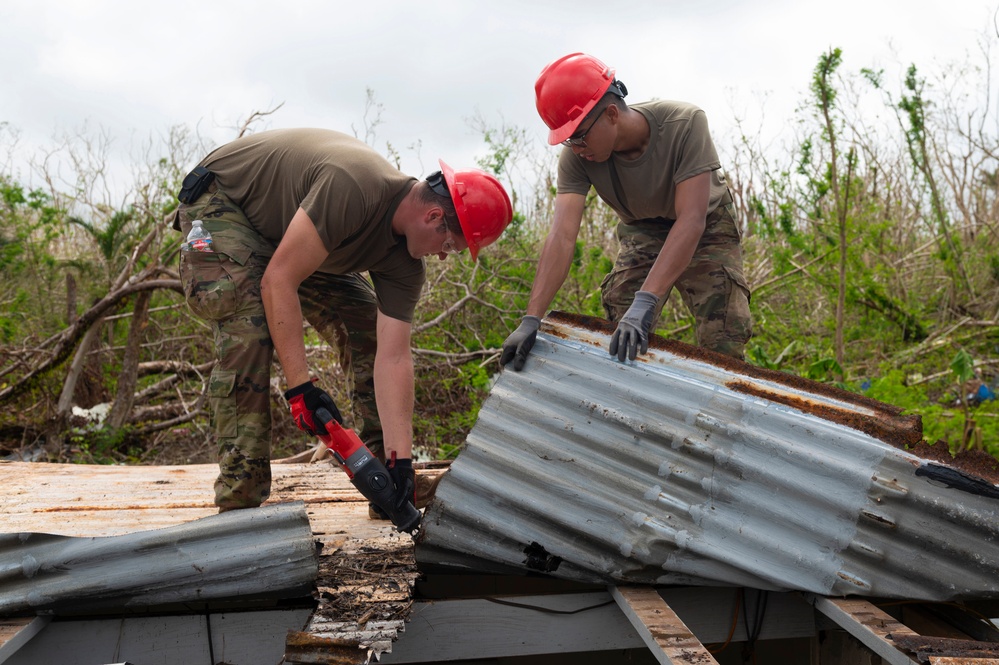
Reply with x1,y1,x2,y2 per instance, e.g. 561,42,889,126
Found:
427,171,463,255
561,107,606,148
441,227,461,255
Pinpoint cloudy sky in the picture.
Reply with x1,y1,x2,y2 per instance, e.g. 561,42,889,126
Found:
2,0,996,203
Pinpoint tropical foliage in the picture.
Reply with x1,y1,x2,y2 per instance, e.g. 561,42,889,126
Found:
1,46,998,466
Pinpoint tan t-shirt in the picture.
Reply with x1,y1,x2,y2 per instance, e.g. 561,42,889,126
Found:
556,100,729,223
201,128,424,322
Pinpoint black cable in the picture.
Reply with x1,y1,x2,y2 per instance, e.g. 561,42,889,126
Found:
741,589,769,664
752,590,769,643
484,596,616,615
206,611,215,665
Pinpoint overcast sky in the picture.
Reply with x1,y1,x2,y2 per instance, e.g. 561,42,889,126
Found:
2,0,997,205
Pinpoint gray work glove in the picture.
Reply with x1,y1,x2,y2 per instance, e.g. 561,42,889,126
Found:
609,291,659,362
499,315,541,371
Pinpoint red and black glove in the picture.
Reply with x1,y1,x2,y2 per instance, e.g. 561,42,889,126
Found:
284,380,343,436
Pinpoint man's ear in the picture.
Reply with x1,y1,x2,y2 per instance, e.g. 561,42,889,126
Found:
425,206,445,227
604,103,620,124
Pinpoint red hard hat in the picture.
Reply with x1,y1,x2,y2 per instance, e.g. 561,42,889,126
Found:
535,53,616,145
439,159,513,261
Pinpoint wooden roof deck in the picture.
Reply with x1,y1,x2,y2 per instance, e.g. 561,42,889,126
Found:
0,458,438,664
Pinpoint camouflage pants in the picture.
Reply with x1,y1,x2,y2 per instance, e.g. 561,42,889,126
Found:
176,186,381,511
600,200,753,359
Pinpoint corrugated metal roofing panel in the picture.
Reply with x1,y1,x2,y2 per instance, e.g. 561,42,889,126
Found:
417,313,999,600
0,461,432,663
0,501,318,616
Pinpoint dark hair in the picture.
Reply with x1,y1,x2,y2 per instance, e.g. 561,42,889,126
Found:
597,90,628,114
418,179,463,236
591,79,628,116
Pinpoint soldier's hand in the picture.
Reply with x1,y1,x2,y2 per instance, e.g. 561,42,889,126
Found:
500,316,541,371
609,291,659,362
284,380,343,436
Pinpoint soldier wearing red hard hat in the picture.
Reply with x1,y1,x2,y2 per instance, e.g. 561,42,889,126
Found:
169,128,512,518
501,53,752,369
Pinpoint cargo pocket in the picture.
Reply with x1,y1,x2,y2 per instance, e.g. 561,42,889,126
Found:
180,251,239,322
723,265,753,343
208,368,238,439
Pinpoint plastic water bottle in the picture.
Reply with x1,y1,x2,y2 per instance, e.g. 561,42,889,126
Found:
184,220,213,252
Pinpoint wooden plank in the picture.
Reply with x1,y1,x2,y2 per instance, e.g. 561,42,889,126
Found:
807,595,919,665
894,635,999,662
0,616,50,661
610,586,719,665
930,659,999,665
0,460,380,536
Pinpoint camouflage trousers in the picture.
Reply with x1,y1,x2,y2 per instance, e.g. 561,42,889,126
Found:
175,185,381,511
600,200,753,359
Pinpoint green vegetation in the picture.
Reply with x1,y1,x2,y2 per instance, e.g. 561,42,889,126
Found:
1,47,998,467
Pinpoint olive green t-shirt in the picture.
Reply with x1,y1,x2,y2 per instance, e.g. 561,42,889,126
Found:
556,100,729,223
201,128,423,322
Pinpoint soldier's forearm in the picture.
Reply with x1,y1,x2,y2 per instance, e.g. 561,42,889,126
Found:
261,280,310,387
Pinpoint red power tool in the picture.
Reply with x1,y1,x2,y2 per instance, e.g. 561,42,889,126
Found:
313,407,421,533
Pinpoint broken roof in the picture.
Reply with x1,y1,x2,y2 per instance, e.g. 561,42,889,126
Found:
416,312,999,601
0,501,318,616
0,459,435,663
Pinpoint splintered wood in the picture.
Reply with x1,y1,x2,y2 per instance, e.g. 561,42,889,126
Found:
314,536,419,625
286,536,420,664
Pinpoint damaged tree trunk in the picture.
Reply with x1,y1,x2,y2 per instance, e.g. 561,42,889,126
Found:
107,289,151,429
47,317,105,457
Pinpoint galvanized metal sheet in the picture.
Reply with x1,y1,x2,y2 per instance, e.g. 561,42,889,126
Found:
0,501,319,615
417,313,999,600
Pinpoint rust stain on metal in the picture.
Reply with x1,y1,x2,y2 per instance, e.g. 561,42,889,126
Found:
871,475,909,496
835,570,872,590
725,379,922,449
548,311,922,447
860,509,897,528
546,311,999,487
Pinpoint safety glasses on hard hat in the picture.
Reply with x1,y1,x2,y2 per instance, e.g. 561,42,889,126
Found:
427,171,462,255
561,107,607,148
